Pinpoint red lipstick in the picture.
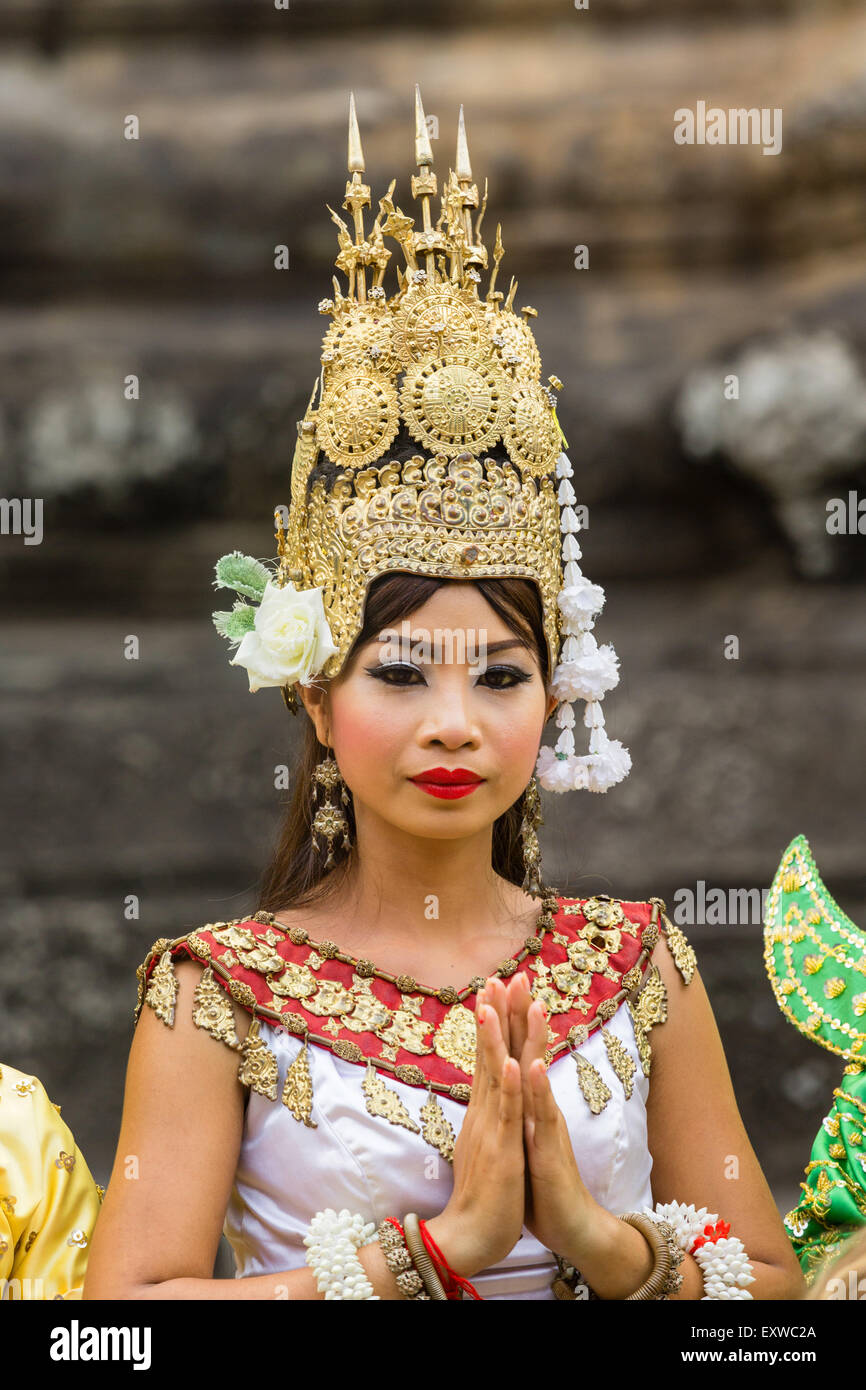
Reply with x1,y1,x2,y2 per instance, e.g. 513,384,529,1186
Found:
409,767,485,800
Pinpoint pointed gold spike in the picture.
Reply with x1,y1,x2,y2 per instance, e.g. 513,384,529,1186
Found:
487,222,504,300
455,104,472,180
475,176,488,240
348,90,365,173
414,83,434,167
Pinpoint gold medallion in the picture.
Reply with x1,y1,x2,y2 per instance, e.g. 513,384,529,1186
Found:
316,366,400,468
391,282,488,366
400,352,509,456
321,302,397,381
486,308,542,381
503,380,561,477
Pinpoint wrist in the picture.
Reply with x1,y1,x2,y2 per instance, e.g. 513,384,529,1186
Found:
424,1212,480,1282
559,1204,655,1301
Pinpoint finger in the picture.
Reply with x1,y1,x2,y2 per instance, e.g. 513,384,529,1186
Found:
471,987,490,1108
484,976,511,1056
477,987,508,1103
528,1057,555,1130
520,998,549,1120
498,1055,525,1146
507,970,531,1061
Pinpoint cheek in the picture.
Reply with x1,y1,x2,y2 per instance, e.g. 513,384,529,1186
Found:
496,706,547,777
329,689,407,781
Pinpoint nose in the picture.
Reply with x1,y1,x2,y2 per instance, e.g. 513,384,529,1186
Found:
416,670,481,749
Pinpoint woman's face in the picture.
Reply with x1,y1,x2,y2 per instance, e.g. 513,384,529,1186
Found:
301,583,557,842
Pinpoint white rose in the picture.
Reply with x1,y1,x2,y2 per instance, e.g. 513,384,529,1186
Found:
230,580,339,692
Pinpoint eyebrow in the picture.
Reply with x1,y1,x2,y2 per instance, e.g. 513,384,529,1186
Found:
484,640,531,655
367,636,531,659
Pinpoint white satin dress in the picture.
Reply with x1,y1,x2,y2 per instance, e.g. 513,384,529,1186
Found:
223,998,653,1299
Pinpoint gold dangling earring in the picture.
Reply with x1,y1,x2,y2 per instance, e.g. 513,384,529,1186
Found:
520,775,544,897
310,744,353,870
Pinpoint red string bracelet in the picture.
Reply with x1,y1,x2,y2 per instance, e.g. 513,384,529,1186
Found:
419,1218,483,1300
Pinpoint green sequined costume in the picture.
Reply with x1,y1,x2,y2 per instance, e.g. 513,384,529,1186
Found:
764,834,866,1284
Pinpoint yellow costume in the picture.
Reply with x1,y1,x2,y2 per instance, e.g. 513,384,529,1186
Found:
0,1062,104,1300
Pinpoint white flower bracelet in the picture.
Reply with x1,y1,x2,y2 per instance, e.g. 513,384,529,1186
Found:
303,1207,380,1300
647,1201,756,1300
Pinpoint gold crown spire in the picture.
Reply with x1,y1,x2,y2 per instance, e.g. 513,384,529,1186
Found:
325,92,392,302
412,84,446,280
449,103,487,280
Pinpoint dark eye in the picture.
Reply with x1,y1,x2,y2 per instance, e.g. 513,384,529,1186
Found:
479,665,532,690
364,663,424,686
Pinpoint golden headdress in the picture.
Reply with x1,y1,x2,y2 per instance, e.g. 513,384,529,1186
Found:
212,88,630,794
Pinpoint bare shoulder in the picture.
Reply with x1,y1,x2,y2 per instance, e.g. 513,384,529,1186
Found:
83,954,249,1296
644,924,724,1101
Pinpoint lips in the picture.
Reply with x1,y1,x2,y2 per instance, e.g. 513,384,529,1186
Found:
409,767,485,800
410,767,483,785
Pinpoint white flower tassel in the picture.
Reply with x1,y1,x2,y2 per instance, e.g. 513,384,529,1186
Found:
535,453,632,795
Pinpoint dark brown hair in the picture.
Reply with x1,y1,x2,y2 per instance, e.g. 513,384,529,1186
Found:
255,572,552,916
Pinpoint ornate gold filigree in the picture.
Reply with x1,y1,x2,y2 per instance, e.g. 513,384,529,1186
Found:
193,965,242,1051
660,914,697,985
432,1002,477,1075
145,950,178,1028
419,1086,456,1164
237,1018,279,1101
503,380,561,478
316,366,400,469
573,1053,612,1115
391,281,488,366
400,352,510,457
281,1039,318,1128
288,449,562,683
602,1026,636,1099
321,301,398,381
632,965,668,1032
361,1059,420,1134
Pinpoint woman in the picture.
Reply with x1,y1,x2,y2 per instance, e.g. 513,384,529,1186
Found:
83,90,804,1300
83,574,802,1300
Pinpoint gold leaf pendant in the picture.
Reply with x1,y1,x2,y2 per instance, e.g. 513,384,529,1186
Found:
419,1084,455,1164
573,1053,611,1115
145,950,178,1028
361,1059,420,1134
627,1004,653,1077
281,1039,318,1128
237,1017,279,1101
192,966,241,1051
601,1026,636,1099
660,913,697,984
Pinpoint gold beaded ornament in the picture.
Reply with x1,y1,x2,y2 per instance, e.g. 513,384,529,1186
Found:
211,88,631,795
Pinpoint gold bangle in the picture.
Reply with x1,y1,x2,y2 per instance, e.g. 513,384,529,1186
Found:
402,1213,449,1300
618,1213,684,1300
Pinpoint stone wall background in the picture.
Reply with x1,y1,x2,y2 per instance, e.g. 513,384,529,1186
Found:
2,0,866,1270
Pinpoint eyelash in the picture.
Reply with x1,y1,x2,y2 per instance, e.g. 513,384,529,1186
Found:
364,663,532,691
